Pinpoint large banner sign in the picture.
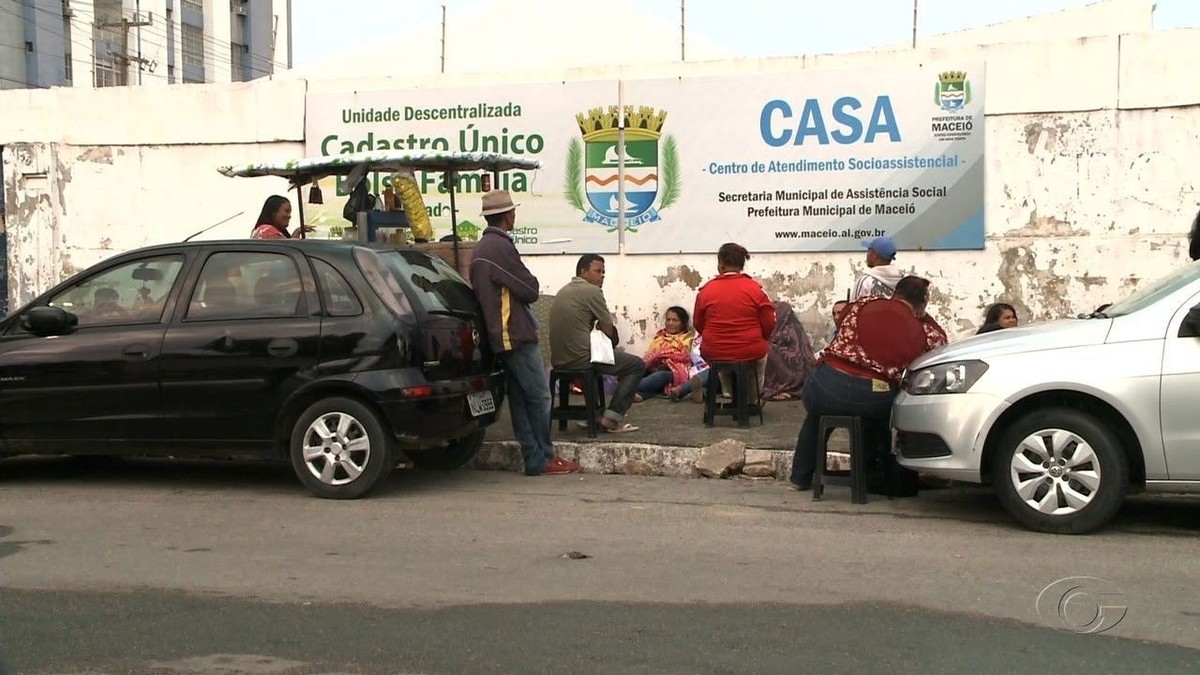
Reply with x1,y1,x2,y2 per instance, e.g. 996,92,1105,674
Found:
620,65,985,253
304,81,621,254
303,64,984,254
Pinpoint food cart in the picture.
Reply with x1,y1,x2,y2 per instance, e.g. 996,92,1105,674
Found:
218,150,542,277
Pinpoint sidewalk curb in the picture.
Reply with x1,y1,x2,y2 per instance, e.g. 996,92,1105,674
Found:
473,441,853,480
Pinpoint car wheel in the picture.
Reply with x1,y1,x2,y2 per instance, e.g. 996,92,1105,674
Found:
404,430,485,470
289,397,395,499
991,408,1129,535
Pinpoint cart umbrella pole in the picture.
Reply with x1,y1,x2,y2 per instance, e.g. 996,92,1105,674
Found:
293,178,306,239
447,170,459,270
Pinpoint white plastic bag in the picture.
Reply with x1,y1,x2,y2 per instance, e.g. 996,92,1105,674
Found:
589,329,615,365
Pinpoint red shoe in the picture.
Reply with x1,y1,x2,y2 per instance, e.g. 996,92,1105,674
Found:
543,456,581,475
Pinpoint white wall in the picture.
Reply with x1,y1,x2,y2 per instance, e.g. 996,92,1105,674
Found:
3,28,1200,355
910,0,1153,48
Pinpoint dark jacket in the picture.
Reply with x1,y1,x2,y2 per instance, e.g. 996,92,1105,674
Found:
1190,209,1200,262
469,226,541,352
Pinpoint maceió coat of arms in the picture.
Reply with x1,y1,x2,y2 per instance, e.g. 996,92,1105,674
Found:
935,71,971,112
565,105,680,232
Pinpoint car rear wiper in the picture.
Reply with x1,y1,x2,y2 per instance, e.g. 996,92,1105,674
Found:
426,308,477,320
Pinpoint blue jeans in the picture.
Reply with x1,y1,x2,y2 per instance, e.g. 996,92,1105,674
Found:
499,342,554,474
789,362,897,486
637,369,673,398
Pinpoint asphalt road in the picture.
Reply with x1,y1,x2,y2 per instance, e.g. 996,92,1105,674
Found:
1,457,1198,674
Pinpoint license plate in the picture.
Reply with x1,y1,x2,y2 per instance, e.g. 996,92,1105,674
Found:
467,390,496,417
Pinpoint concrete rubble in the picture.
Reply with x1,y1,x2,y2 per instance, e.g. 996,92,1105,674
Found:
694,439,746,478
471,441,851,480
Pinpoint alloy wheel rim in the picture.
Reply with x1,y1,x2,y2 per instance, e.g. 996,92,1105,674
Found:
1009,428,1102,516
302,412,371,486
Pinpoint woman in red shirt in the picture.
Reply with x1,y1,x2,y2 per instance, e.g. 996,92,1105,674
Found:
250,195,315,239
693,242,777,398
788,276,943,492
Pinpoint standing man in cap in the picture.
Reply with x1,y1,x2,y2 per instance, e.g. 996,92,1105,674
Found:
470,190,581,476
850,236,905,301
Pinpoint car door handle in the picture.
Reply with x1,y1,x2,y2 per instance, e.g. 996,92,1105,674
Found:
122,344,151,360
267,339,298,358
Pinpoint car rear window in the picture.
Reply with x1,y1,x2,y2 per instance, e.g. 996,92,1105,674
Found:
353,247,476,316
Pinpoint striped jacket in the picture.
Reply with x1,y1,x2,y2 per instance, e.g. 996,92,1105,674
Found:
469,226,541,352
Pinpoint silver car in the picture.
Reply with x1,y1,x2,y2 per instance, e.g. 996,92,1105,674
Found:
893,261,1200,534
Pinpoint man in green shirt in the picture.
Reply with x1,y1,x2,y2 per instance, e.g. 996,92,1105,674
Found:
549,254,643,433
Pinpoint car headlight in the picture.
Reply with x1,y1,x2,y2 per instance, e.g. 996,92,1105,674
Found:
905,361,989,395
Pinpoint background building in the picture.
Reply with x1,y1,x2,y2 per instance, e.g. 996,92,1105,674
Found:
0,0,291,89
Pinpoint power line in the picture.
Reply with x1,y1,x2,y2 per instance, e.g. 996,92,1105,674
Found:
47,0,292,74
0,74,51,88
4,1,290,83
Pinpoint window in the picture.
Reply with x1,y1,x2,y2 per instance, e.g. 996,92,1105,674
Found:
94,60,124,88
186,252,305,321
64,52,72,82
311,259,362,317
354,248,476,319
182,24,204,70
47,255,184,327
231,43,247,81
182,0,203,12
1105,262,1200,318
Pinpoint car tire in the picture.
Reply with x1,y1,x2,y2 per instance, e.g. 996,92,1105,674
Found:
404,430,485,471
289,397,395,499
991,408,1129,535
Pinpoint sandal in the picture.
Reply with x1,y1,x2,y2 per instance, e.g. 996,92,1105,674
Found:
603,422,640,434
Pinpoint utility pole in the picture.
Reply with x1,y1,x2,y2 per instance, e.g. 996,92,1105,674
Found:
680,0,685,61
440,5,446,73
270,14,279,75
911,0,918,49
99,10,153,85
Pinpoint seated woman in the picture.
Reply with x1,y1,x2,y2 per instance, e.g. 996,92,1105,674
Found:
977,302,1018,334
762,300,817,401
788,276,941,494
634,306,695,402
693,242,777,400
668,334,710,403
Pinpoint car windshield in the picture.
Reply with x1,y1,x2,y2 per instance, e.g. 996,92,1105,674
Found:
354,247,476,316
1102,260,1200,317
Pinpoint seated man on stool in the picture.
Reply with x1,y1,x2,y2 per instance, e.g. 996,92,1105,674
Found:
549,254,642,433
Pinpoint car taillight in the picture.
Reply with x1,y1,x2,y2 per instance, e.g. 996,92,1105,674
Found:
402,385,433,398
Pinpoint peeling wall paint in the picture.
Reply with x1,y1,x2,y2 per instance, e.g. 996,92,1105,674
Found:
2,32,1200,356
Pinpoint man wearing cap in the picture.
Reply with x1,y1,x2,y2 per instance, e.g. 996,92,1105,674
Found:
470,190,580,476
850,236,905,301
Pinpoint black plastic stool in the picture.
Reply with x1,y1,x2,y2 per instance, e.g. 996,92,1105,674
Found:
549,368,607,438
812,415,890,504
703,361,763,428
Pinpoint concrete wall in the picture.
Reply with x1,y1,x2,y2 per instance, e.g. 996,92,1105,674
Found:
910,0,1154,48
2,29,1200,354
0,78,307,303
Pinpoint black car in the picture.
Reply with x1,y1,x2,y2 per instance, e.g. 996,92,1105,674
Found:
0,239,504,498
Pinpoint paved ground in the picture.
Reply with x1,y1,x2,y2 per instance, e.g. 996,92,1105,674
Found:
1,457,1198,673
485,395,808,450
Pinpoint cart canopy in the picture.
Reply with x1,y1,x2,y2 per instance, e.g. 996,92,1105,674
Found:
218,150,542,188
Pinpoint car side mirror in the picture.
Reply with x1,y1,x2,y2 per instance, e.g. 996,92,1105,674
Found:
1179,305,1200,338
21,306,79,337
